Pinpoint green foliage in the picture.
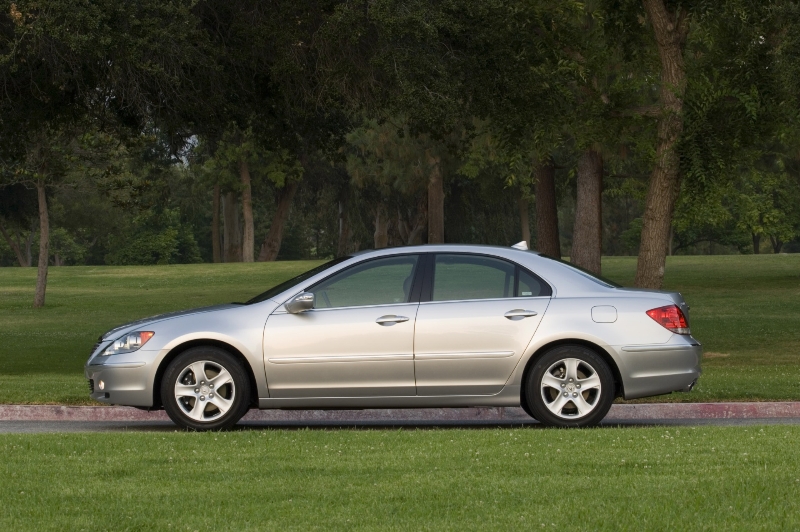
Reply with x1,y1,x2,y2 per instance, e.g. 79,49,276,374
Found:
198,127,305,192
346,116,430,195
47,228,87,265
105,208,201,266
2,0,800,270
733,168,800,251
620,218,643,252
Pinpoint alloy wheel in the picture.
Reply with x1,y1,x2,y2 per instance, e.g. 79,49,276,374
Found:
174,360,236,422
539,357,602,419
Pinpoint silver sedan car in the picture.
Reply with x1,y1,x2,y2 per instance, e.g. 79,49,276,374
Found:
85,244,701,429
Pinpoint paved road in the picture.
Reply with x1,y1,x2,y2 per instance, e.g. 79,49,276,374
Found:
2,417,800,433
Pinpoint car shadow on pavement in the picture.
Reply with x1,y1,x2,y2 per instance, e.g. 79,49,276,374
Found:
3,417,800,433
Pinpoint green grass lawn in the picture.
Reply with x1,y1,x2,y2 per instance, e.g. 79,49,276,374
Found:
0,254,799,404
1,425,798,530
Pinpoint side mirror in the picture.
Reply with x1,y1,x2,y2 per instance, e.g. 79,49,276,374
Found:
285,292,315,314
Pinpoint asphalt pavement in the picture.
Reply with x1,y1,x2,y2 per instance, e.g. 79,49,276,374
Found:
2,417,800,433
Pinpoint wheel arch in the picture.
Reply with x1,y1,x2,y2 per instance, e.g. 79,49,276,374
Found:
519,339,624,413
152,339,259,409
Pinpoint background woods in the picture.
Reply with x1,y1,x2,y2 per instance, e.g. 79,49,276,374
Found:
2,0,800,306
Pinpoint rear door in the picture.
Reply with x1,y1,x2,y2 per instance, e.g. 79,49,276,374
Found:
413,253,551,396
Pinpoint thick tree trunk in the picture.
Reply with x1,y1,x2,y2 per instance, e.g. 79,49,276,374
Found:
426,151,444,244
572,149,603,274
222,192,241,262
258,182,298,261
33,181,49,308
337,200,350,257
239,160,254,262
518,195,531,247
668,226,674,256
373,204,389,249
534,157,560,258
211,185,221,263
752,233,760,254
635,0,689,289
0,220,29,267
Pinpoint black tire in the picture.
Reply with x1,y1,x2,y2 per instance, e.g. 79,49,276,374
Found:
520,387,537,420
161,346,251,431
525,345,615,428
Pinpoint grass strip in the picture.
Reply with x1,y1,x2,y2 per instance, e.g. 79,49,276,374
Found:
1,425,797,530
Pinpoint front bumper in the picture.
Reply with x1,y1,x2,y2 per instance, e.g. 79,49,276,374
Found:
615,336,702,400
85,359,154,407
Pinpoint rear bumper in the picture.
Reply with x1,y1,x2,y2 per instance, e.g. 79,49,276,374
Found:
615,338,702,400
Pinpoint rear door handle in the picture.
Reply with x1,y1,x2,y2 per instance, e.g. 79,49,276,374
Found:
504,309,538,320
376,315,410,325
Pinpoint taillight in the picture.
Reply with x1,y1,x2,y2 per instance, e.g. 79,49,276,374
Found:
646,305,690,334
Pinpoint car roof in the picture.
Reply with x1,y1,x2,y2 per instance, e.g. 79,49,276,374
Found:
349,243,542,257
263,244,670,304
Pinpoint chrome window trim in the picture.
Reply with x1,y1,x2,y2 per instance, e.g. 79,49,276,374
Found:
262,247,562,307
271,301,419,315
424,252,553,303
418,295,551,306
272,253,423,312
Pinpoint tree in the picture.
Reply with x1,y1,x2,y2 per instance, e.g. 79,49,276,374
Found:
629,0,800,285
345,117,432,248
0,0,212,305
534,158,561,258
735,168,800,254
631,0,690,287
572,150,603,270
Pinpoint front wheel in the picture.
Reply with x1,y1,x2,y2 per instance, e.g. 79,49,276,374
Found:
161,347,251,431
525,345,615,428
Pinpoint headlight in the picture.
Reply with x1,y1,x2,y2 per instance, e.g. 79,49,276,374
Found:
101,331,155,356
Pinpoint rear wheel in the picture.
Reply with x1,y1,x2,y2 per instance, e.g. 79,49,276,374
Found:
520,388,537,420
161,347,251,431
526,345,614,428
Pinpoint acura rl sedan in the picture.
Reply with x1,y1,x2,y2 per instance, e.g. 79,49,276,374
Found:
85,244,701,429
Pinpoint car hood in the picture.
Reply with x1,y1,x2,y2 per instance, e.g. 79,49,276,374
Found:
100,304,242,341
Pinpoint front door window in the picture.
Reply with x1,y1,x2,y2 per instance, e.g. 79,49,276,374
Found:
312,255,419,309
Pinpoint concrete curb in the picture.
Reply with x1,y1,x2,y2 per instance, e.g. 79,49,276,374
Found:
1,402,799,423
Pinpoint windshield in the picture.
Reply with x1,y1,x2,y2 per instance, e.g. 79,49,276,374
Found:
539,255,622,288
244,257,350,305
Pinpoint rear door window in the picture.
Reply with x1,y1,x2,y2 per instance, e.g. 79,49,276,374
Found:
431,254,551,301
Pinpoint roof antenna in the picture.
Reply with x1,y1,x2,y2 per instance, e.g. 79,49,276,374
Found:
511,241,529,250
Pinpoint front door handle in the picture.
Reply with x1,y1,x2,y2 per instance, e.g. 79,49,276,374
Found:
504,309,538,320
376,315,410,325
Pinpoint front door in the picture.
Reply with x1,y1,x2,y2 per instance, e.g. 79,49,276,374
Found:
413,253,551,395
264,255,421,398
